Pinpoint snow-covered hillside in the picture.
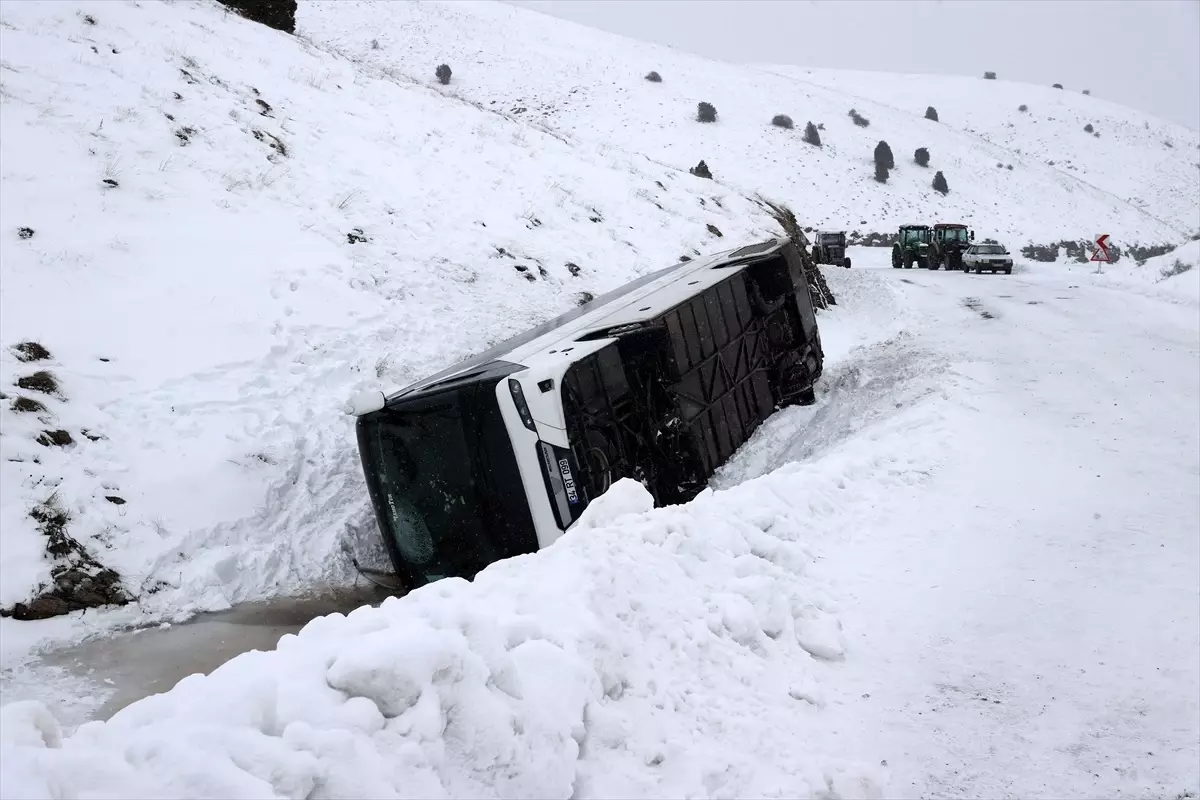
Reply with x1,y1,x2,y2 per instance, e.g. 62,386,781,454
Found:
304,0,1200,245
768,67,1200,237
1,5,1199,793
0,0,789,624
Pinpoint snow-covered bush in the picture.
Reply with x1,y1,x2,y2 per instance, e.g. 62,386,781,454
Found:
874,140,894,170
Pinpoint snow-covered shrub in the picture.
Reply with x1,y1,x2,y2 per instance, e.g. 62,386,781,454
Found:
771,114,793,129
803,121,821,146
933,171,949,194
435,64,452,85
12,342,51,363
874,140,894,170
914,147,930,167
1161,258,1193,279
15,370,60,396
697,102,717,123
217,0,296,34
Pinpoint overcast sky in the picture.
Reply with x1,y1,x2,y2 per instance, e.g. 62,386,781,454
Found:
507,0,1200,130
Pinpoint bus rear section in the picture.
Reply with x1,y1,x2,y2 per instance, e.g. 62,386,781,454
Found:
560,242,823,509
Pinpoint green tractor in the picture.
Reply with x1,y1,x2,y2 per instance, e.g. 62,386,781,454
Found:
929,223,974,270
891,224,933,269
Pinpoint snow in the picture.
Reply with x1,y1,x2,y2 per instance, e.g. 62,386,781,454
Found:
2,0,1196,639
1,1,1199,797
770,67,1200,238
1084,239,1200,305
6,250,1197,798
0,0,782,627
302,1,1200,245
2,474,890,800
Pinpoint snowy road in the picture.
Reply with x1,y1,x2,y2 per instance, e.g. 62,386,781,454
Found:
797,253,1200,798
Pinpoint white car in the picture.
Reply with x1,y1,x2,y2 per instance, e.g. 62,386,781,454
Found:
962,243,1014,274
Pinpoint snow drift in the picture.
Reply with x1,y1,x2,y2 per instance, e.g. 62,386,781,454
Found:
1085,238,1200,304
0,472,901,799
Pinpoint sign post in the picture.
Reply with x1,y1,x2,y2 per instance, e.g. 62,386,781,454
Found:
1090,234,1111,274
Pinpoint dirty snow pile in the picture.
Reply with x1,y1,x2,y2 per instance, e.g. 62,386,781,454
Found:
0,476,891,800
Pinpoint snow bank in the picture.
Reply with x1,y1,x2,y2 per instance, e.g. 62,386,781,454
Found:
1045,240,1200,305
1094,239,1200,304
1,474,895,800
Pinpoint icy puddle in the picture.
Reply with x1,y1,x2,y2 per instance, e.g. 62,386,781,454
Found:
35,585,396,724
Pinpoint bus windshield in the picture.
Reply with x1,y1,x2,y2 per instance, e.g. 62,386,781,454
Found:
356,381,536,587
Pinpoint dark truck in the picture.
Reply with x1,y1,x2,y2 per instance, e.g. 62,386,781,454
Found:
346,238,825,591
811,231,852,269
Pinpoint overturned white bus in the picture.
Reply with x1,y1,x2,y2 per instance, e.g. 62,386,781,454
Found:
345,238,825,590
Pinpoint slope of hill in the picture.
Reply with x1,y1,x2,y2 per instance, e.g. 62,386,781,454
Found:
302,0,1199,246
775,66,1200,237
0,0,784,626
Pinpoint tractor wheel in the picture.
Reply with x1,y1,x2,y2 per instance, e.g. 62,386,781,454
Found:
1004,268,1012,275
843,257,852,269
891,245,902,269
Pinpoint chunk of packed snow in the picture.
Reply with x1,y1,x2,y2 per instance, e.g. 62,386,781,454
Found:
0,466,902,799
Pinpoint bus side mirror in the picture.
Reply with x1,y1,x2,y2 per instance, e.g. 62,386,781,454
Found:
969,231,975,241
